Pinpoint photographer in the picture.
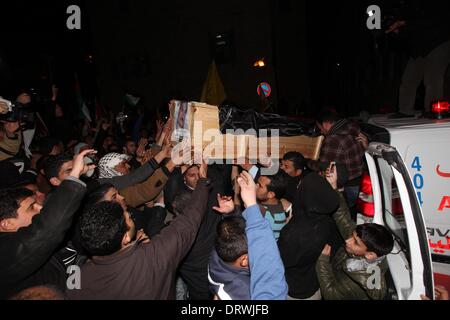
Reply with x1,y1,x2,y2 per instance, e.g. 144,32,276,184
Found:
0,91,42,161
0,96,23,161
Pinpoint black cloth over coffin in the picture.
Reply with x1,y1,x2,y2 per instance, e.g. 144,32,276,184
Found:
218,104,316,137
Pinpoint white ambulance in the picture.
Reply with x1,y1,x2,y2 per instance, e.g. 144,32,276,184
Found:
356,105,450,300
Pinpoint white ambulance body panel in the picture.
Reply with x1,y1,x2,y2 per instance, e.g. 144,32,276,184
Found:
369,117,450,259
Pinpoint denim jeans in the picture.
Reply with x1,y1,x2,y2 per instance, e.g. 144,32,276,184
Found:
344,185,360,222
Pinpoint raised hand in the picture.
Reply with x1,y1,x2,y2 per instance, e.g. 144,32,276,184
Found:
421,286,449,301
161,142,173,158
199,161,208,179
356,133,369,150
321,244,332,257
157,119,173,146
70,149,97,179
136,138,148,158
237,171,257,208
435,286,449,301
136,229,151,244
154,143,173,164
325,162,338,190
172,138,193,167
258,154,274,168
212,194,235,214
237,159,253,172
0,99,9,114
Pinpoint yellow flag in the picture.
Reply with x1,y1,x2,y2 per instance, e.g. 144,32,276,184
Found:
200,61,226,106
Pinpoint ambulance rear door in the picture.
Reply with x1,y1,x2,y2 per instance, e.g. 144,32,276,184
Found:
365,143,434,300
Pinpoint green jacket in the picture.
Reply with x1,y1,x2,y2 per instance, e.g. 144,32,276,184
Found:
316,192,388,300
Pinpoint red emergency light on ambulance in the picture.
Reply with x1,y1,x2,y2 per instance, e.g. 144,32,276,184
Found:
357,103,450,299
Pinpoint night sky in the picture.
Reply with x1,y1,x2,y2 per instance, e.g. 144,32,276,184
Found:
0,0,449,117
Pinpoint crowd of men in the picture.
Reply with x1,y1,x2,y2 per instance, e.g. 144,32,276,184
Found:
0,91,447,301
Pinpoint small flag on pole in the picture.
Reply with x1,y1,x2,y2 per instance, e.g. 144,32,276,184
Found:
74,74,92,122
124,93,141,108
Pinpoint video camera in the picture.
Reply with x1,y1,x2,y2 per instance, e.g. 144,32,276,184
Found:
0,97,35,129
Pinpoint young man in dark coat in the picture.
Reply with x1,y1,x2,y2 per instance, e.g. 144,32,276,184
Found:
174,164,230,300
280,152,308,203
0,150,94,299
66,165,212,300
277,172,340,300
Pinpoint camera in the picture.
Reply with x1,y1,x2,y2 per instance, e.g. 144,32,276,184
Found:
0,97,35,129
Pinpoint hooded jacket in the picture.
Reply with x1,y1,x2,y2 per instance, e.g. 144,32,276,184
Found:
277,173,340,299
320,119,365,182
208,249,251,300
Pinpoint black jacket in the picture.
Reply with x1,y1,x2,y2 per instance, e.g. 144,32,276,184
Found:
131,205,167,238
179,165,228,269
178,183,222,272
174,165,229,300
283,170,311,203
277,173,340,299
0,177,86,299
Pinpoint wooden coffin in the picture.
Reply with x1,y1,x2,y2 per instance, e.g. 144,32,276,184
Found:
169,101,323,160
